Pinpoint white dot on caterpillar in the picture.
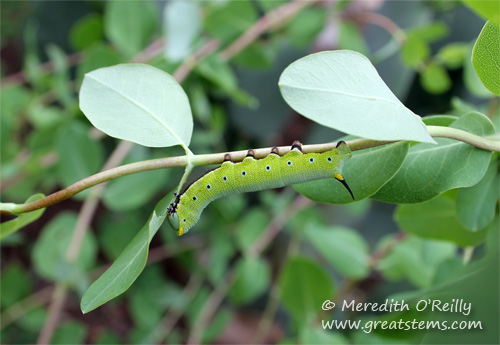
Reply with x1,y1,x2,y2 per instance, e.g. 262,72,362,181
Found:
241,171,247,177
183,219,186,223
223,176,228,182
287,161,293,166
265,165,271,171
309,158,315,163
193,196,197,201
327,157,332,163
207,184,211,190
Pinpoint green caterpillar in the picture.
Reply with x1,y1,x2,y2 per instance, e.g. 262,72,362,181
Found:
167,140,354,236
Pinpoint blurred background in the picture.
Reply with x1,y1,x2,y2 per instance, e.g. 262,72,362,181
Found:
0,1,497,344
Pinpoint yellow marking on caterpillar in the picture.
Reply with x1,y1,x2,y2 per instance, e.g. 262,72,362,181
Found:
335,173,343,181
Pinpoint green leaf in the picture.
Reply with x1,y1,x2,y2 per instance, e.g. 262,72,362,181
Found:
98,213,143,260
373,112,494,203
472,21,500,96
0,194,45,240
464,43,492,98
26,103,64,129
305,225,370,279
234,208,270,251
463,0,500,25
79,64,193,148
196,54,258,108
232,41,275,69
204,1,256,44
76,44,122,85
0,264,32,308
437,43,469,69
103,168,168,211
422,115,458,127
18,307,47,333
52,322,87,345
228,256,270,305
300,327,349,345
56,122,104,200
295,141,409,203
80,193,171,313
279,257,334,322
395,195,489,246
377,236,457,288
69,13,103,51
32,212,97,284
420,62,452,94
406,22,448,43
163,1,201,62
339,21,369,56
401,35,430,69
279,51,435,144
286,8,326,47
456,155,499,231
46,44,74,108
104,0,158,57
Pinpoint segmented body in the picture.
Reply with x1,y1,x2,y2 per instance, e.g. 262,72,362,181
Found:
167,141,353,236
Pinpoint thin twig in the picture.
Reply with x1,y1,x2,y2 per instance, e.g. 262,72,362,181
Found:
0,286,53,331
348,12,406,44
149,273,204,344
220,0,320,61
2,52,82,86
173,39,220,82
247,195,312,257
4,139,390,215
36,284,68,344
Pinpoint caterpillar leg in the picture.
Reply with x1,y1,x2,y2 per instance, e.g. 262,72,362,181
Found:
335,173,355,200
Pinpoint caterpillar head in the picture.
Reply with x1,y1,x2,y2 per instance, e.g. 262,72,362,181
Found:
167,198,186,236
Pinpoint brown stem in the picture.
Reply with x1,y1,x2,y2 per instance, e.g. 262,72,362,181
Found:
2,52,82,86
10,139,391,215
220,0,319,61
36,284,68,345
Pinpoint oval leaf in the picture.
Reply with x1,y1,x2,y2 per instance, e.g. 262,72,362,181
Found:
456,155,499,231
228,257,271,305
305,225,370,279
395,195,489,247
279,257,334,322
32,212,97,287
294,141,409,203
163,1,201,62
279,50,435,144
104,0,158,57
56,122,104,200
373,112,494,203
79,64,193,148
80,193,171,313
472,21,500,96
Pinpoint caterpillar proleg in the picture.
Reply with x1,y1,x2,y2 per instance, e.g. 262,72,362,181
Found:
167,140,354,236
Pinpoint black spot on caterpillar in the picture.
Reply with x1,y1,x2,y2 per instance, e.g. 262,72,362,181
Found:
167,141,353,236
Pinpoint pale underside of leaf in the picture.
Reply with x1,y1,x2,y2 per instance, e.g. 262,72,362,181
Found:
80,64,193,149
279,50,436,144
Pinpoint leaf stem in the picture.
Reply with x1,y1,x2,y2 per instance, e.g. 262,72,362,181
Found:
4,125,499,215
427,126,500,151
